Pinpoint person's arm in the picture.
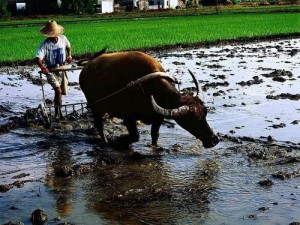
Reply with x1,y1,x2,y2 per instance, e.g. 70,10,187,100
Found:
35,57,49,74
35,41,49,74
66,46,72,63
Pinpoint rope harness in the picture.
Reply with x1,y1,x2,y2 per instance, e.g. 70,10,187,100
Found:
87,71,175,108
67,72,175,115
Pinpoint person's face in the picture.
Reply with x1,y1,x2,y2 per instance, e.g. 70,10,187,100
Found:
48,37,58,43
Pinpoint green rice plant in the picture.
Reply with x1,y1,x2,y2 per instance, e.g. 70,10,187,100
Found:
0,5,299,27
0,12,299,64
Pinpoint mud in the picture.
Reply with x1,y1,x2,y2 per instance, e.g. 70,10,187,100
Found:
1,37,300,225
266,93,300,100
0,179,42,193
272,169,300,180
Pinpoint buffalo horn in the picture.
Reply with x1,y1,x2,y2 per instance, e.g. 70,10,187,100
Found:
188,69,204,101
151,95,190,117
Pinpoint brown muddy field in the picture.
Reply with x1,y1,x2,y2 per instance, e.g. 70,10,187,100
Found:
0,38,299,225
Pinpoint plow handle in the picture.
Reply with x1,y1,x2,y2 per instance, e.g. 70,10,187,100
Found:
39,72,46,104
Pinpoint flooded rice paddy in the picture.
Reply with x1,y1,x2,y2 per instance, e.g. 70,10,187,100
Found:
0,38,299,225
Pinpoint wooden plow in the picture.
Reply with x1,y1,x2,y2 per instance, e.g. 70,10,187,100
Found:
38,66,89,124
38,101,89,124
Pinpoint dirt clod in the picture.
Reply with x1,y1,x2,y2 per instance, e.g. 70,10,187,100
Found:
258,179,273,186
272,169,300,180
12,173,30,179
266,93,300,101
258,206,270,211
289,222,300,225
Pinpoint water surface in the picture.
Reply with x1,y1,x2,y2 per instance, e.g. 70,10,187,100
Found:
0,38,299,225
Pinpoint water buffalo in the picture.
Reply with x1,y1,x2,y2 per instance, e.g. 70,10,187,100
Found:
79,51,219,148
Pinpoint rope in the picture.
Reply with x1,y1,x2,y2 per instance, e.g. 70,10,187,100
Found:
88,72,174,108
88,85,130,107
59,72,174,115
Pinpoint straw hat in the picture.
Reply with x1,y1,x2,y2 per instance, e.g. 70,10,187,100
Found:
40,20,64,37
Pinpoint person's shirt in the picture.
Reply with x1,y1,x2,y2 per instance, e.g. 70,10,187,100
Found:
35,35,71,67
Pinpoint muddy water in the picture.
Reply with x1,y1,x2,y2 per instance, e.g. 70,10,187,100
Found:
0,38,299,225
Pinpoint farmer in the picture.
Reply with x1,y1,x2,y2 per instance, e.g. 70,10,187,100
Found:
35,20,72,120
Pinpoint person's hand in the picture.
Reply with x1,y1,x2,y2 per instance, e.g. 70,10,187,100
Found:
41,66,49,74
66,55,72,63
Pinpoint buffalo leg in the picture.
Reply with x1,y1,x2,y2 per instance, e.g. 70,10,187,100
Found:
151,118,163,146
94,116,108,143
110,119,139,148
124,119,139,143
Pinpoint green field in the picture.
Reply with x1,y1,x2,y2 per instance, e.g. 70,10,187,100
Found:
0,4,299,26
0,10,299,64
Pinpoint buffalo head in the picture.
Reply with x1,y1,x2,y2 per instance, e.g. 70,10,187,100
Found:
151,95,219,148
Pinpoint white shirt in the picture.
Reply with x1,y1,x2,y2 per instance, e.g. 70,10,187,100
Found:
36,35,71,67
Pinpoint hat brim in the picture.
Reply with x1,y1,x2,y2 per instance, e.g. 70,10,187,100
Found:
40,24,64,37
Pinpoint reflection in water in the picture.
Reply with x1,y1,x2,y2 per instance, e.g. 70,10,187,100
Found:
40,138,75,218
82,150,220,225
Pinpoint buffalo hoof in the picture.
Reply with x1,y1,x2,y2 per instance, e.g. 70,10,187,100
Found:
109,135,138,149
